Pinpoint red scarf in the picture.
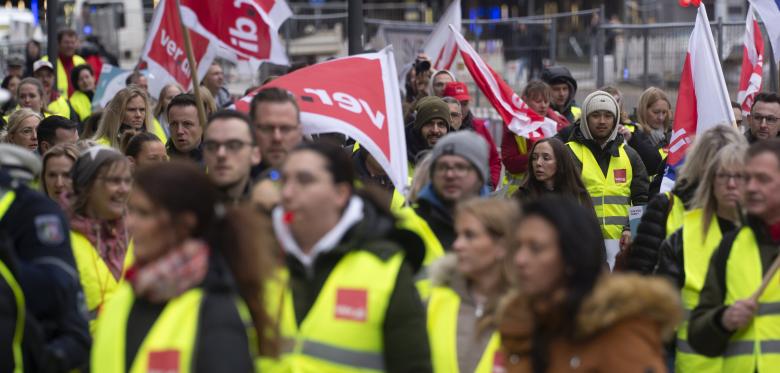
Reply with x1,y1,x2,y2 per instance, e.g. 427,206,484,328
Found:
69,213,128,280
125,240,210,303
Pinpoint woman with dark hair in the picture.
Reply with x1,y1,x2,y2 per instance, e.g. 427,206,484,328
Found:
70,64,96,122
123,132,167,168
68,146,133,332
500,195,681,372
515,137,592,210
91,161,277,371
263,141,431,372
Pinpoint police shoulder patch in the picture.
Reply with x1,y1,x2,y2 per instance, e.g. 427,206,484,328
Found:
34,214,66,245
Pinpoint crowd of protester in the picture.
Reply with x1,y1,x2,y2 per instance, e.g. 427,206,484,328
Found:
2,28,780,373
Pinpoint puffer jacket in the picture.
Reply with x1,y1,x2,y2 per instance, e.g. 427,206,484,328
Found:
626,180,697,274
499,273,682,373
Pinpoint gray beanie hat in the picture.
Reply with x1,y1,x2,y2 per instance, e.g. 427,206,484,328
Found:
72,146,125,194
0,144,41,183
430,131,489,183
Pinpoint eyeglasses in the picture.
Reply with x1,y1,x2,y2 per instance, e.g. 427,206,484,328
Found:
751,114,780,125
434,162,474,177
100,176,133,187
715,172,746,184
450,112,462,118
203,139,253,154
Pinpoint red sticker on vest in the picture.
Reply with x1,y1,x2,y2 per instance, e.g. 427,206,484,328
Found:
335,288,367,322
492,350,506,373
614,169,627,183
147,350,179,373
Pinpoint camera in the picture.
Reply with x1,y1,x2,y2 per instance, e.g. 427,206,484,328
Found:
414,59,431,75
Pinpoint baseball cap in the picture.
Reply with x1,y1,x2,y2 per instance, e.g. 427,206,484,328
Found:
33,60,54,73
443,82,470,102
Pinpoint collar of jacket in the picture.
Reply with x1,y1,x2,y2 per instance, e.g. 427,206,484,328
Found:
571,126,624,157
272,196,365,269
166,139,203,162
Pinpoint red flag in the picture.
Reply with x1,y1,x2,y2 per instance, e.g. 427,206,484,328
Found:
737,6,764,116
448,25,558,139
140,0,217,98
235,47,408,191
179,0,291,65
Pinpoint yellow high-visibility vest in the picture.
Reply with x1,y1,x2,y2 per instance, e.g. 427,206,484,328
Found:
260,250,404,373
394,206,445,299
720,227,780,372
666,192,686,238
70,90,92,122
567,141,633,239
675,209,723,372
91,284,258,373
427,285,502,373
41,55,87,97
70,230,133,333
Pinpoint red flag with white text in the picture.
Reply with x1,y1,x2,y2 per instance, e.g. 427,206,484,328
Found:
179,0,291,66
140,0,218,99
737,6,764,116
235,47,408,191
449,25,558,139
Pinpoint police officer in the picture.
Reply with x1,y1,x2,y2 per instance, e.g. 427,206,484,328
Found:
565,90,649,246
0,144,90,372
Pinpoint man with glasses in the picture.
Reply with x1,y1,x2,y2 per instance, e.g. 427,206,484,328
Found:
414,131,490,250
249,87,303,181
166,94,204,163
203,110,261,204
746,92,780,143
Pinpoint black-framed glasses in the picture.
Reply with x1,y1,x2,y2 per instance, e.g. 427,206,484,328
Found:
203,140,253,153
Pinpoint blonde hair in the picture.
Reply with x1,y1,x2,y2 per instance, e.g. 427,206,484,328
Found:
153,83,184,118
636,87,672,132
2,108,42,144
41,143,80,196
677,125,746,188
455,197,520,332
71,158,132,216
93,86,154,149
692,142,747,236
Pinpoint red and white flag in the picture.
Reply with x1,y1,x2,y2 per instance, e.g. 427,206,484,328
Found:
179,0,291,66
140,0,218,99
751,0,780,63
449,25,558,139
662,3,734,192
424,0,461,71
737,6,764,116
235,47,408,191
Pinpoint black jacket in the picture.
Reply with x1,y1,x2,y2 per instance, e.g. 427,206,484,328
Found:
566,126,649,206
656,217,737,289
541,66,579,123
405,121,431,166
627,180,697,274
284,195,431,373
0,171,90,372
124,254,254,373
414,185,457,251
166,139,204,164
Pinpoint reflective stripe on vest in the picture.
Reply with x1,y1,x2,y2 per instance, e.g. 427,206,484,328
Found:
676,209,723,372
0,190,24,373
666,192,686,239
567,141,632,239
261,251,404,372
722,227,780,372
427,286,501,373
70,231,133,333
394,206,444,300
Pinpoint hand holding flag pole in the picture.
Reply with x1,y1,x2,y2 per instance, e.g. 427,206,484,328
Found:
175,0,208,127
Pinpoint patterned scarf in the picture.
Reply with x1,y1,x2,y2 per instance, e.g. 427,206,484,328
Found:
125,240,210,303
69,213,128,280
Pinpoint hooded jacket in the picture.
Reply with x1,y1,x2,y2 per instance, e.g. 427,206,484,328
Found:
273,194,431,373
499,274,682,373
460,111,501,189
541,66,579,123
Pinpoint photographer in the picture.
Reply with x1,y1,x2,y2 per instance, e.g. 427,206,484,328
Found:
403,55,434,122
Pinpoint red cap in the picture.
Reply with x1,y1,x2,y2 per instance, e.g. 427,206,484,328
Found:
443,81,470,101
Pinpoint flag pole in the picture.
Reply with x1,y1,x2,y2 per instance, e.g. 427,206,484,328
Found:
174,0,208,127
